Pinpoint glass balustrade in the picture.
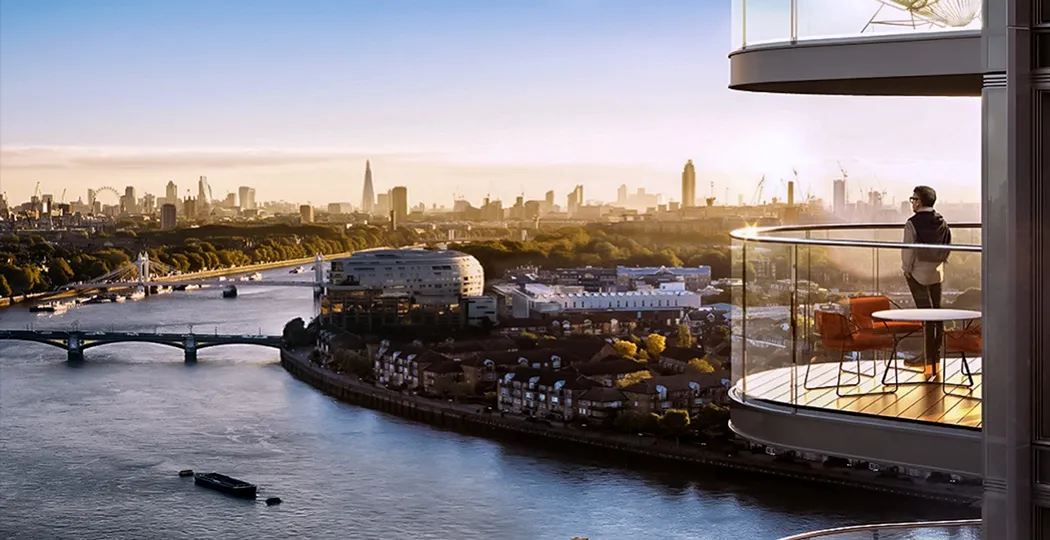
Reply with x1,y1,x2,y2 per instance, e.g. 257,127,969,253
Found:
732,0,983,50
730,223,982,429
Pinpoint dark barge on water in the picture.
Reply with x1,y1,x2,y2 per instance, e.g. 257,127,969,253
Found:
193,472,257,499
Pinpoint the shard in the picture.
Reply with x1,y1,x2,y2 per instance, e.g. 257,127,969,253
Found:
361,160,375,215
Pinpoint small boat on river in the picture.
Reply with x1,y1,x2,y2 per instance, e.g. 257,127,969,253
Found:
222,285,238,298
193,472,257,499
30,302,69,313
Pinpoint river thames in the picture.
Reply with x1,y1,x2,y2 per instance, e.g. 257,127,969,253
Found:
0,268,977,540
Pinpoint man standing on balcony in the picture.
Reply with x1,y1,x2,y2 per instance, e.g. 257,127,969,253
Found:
902,185,952,367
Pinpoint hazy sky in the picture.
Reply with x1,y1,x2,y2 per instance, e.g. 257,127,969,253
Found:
0,0,980,207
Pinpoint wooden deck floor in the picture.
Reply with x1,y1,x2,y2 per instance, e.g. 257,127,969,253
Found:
738,357,982,428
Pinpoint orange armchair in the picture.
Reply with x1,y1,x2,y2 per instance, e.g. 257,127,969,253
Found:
849,296,923,336
806,311,896,396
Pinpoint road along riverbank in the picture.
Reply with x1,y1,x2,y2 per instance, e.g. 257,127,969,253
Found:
280,348,981,506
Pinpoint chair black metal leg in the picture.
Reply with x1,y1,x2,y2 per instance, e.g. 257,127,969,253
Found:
881,332,924,387
841,349,877,378
880,341,901,392
839,348,898,397
805,348,859,391
943,352,977,398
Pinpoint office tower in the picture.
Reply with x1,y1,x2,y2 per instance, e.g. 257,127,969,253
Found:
545,190,555,205
160,203,177,230
787,181,795,206
87,189,97,207
361,160,375,215
120,186,138,214
617,184,628,204
300,205,314,224
376,192,390,217
390,186,408,224
832,179,846,215
166,181,178,202
238,186,256,210
142,193,156,214
681,160,696,208
567,185,584,215
197,176,211,218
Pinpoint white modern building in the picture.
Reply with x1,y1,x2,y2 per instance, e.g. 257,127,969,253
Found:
495,283,700,318
328,248,485,296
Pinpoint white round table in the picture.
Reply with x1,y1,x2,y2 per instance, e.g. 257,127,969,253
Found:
871,308,982,323
872,308,982,383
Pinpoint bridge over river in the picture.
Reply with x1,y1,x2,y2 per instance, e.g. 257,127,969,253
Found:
0,329,283,362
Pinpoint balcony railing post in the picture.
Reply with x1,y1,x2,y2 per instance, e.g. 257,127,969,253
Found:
790,243,799,405
740,241,748,398
742,0,747,49
790,0,798,43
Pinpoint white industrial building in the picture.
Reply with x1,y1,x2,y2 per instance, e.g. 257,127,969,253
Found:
495,283,700,318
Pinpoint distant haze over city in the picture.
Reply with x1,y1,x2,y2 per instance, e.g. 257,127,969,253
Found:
0,1,981,206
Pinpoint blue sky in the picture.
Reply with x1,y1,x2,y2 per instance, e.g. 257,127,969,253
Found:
0,0,980,207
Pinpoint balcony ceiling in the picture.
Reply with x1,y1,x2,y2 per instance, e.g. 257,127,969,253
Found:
728,31,982,97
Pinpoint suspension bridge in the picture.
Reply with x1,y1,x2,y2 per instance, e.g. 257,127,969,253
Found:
60,253,327,291
0,328,283,362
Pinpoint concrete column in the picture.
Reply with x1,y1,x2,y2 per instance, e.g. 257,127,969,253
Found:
184,335,197,363
67,332,83,362
981,0,1049,537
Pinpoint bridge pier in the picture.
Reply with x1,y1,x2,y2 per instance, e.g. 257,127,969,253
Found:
184,335,197,363
68,332,84,362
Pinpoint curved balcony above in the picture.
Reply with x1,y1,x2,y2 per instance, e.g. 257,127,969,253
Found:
728,223,984,476
776,518,980,540
729,1,983,96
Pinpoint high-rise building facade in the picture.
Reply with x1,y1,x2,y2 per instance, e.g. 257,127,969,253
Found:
160,203,177,230
726,1,1046,538
197,176,211,218
566,185,584,215
238,186,256,210
361,160,375,215
681,160,696,208
165,181,178,202
832,179,846,216
299,204,314,224
376,192,390,217
390,186,408,224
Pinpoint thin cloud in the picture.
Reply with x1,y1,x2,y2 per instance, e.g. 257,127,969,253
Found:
0,146,432,171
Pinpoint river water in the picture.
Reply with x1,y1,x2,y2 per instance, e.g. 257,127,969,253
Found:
0,268,977,540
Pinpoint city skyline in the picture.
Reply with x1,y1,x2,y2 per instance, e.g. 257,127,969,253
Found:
0,1,981,205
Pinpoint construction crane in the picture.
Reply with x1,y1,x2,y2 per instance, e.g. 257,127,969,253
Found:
751,175,766,206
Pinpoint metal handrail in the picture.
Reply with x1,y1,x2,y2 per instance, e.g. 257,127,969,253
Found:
730,222,981,252
778,518,981,540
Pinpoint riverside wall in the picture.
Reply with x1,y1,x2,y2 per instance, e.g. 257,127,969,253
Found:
280,348,981,506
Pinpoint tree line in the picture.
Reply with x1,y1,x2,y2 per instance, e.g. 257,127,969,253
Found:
0,224,469,297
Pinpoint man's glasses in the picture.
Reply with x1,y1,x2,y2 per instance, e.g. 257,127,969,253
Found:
909,197,920,202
